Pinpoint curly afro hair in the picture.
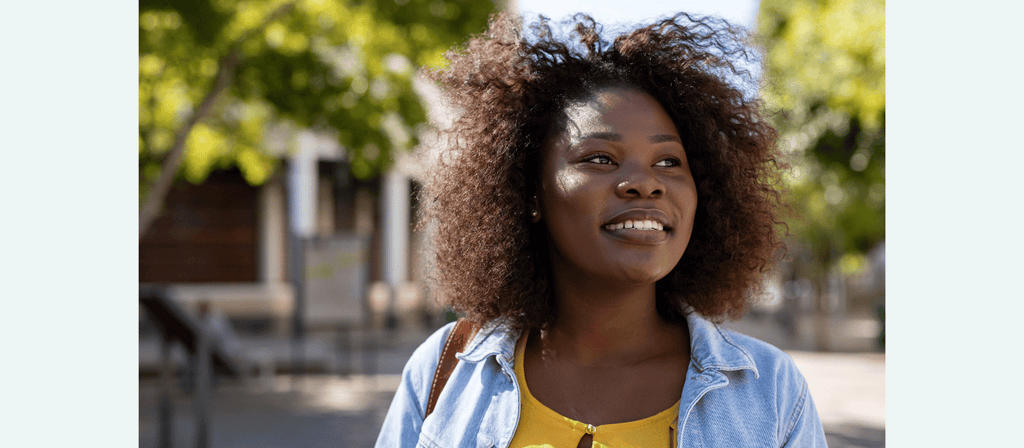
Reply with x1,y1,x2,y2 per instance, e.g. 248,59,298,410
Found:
421,12,785,330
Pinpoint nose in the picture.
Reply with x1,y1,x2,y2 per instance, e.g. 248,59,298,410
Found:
615,165,665,199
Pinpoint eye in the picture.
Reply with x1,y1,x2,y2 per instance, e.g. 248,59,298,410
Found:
583,154,614,165
654,157,682,167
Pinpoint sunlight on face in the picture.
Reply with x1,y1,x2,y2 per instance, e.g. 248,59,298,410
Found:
538,87,698,287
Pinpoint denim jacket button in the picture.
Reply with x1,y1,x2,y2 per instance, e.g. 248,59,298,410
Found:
479,434,495,446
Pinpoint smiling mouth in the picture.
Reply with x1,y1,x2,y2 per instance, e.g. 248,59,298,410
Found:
603,220,665,231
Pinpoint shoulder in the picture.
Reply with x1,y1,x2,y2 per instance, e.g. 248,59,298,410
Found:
716,327,830,446
375,322,462,445
718,328,803,383
703,327,827,446
714,326,812,425
687,314,804,387
715,327,807,399
400,321,459,404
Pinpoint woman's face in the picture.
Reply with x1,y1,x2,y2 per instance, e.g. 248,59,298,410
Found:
538,86,698,287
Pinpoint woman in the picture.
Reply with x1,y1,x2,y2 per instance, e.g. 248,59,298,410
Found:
376,12,827,448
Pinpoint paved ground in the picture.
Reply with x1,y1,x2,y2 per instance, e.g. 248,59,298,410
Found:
139,374,401,448
139,327,428,448
140,339,883,447
789,351,885,448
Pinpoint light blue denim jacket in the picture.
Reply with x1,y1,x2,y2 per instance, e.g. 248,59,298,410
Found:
376,313,828,447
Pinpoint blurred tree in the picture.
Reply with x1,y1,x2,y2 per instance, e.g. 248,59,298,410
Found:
139,0,498,237
758,0,885,276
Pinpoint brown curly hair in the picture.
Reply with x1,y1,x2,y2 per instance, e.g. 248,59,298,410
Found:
421,12,785,330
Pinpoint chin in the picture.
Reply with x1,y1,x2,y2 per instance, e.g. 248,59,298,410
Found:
615,266,671,286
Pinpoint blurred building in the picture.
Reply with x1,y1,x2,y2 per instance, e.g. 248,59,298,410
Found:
725,240,885,352
139,137,434,336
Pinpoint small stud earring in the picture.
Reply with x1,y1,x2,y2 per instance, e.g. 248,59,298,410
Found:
530,209,538,218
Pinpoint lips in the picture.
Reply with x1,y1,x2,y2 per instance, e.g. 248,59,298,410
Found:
601,208,673,244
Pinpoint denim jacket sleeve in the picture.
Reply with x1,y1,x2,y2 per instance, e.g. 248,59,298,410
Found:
375,322,456,448
695,323,829,448
754,334,827,448
781,380,828,447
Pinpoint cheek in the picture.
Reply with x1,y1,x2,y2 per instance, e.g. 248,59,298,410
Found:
678,190,699,242
686,187,698,217
552,168,586,199
540,167,590,220
540,169,597,252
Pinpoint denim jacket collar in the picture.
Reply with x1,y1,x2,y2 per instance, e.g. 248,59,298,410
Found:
458,319,519,364
456,313,758,379
684,313,759,378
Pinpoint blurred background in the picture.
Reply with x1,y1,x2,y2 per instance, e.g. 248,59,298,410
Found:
138,0,884,446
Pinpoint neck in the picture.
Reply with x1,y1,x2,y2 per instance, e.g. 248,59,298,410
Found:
541,265,685,366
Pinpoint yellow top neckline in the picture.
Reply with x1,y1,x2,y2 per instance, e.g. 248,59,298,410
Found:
514,333,681,434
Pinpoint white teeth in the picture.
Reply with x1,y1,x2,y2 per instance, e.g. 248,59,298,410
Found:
604,220,666,231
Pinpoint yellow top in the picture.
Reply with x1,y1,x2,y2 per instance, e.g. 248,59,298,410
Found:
508,334,680,448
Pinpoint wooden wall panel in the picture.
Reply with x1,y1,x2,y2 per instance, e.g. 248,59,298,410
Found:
140,169,259,283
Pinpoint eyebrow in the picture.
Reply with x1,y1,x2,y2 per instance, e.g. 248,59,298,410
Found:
649,134,682,144
577,132,682,144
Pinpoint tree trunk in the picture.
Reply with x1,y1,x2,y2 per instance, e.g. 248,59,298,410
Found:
138,2,297,239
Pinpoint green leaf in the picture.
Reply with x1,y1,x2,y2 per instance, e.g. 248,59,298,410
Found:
758,0,885,264
139,0,496,200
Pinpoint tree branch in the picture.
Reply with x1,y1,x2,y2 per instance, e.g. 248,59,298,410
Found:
139,2,297,239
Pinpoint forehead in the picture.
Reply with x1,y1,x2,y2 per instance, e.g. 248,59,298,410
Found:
556,87,679,140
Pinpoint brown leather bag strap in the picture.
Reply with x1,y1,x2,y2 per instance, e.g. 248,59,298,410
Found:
425,318,479,418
